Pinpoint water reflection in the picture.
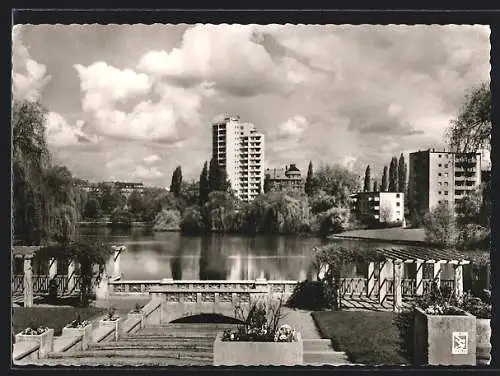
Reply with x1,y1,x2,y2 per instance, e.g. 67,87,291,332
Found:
77,227,414,281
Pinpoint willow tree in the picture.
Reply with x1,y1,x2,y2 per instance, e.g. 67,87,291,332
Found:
44,165,79,245
13,100,52,245
447,82,491,154
313,245,385,310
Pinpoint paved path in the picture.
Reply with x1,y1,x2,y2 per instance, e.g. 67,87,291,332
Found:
280,308,322,339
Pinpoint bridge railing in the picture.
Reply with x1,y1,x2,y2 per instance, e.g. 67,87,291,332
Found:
109,279,299,303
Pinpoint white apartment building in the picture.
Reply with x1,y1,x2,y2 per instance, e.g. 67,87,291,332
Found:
211,114,265,202
352,191,405,225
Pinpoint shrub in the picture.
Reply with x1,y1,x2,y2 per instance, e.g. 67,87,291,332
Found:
152,209,181,231
110,209,133,227
180,206,205,234
287,280,331,310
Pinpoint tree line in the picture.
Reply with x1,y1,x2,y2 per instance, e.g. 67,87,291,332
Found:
363,154,407,194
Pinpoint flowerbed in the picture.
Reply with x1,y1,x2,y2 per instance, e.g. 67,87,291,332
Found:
62,315,93,350
15,325,54,359
214,295,303,365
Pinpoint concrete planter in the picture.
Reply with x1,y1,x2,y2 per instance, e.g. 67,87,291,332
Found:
15,329,54,359
476,318,491,366
413,307,476,366
99,318,122,341
62,323,93,350
128,312,144,328
213,332,303,366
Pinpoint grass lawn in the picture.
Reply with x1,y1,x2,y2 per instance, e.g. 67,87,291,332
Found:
311,311,408,366
12,306,106,338
334,228,426,243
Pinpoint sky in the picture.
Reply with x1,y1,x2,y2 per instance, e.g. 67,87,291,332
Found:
12,24,491,188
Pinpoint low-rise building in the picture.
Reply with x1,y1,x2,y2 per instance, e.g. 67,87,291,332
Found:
352,191,405,226
265,164,304,193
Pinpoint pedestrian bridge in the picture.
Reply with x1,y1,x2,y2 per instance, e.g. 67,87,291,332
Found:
108,278,297,323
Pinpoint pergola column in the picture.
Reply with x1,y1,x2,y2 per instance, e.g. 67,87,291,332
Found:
67,260,76,292
433,261,441,289
48,257,58,279
367,262,375,298
378,260,392,304
454,263,464,297
393,260,403,312
23,256,33,308
415,261,424,296
111,246,124,280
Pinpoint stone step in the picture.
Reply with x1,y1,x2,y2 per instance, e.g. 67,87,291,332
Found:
303,351,351,365
91,341,213,351
137,328,221,338
120,335,215,343
159,323,237,329
16,356,213,367
47,349,213,360
302,339,334,352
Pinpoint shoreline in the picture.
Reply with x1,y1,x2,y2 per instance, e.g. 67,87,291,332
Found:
330,234,429,247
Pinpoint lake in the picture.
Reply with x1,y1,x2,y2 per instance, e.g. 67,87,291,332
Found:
78,226,414,281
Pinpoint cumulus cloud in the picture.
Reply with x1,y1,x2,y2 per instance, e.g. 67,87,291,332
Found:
143,154,161,164
342,155,358,171
132,165,164,179
45,112,99,148
74,62,151,111
12,27,51,101
75,60,213,143
137,24,309,97
278,115,309,137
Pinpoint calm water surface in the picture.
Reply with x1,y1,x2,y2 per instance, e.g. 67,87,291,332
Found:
78,227,412,281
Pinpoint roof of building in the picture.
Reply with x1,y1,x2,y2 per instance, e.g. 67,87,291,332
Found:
266,167,303,181
12,246,41,258
372,246,487,264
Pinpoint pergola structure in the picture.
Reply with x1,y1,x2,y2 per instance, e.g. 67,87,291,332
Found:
12,245,126,307
371,247,473,312
336,246,487,312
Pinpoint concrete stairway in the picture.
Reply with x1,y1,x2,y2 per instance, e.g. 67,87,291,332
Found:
16,322,353,366
16,323,235,366
302,339,352,366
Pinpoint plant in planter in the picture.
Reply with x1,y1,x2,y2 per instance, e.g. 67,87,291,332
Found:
410,288,476,366
103,307,119,321
66,314,91,329
459,292,492,365
214,295,303,366
62,315,93,350
99,307,121,341
131,303,143,313
127,303,145,330
15,321,54,359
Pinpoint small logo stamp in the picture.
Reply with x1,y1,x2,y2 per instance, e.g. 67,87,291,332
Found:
452,332,469,355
